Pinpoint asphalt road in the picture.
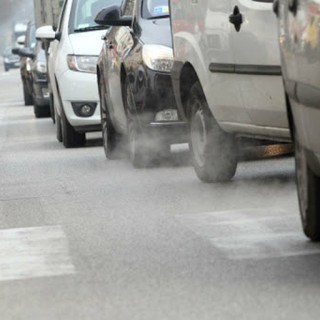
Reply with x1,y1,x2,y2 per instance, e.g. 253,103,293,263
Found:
1,62,320,320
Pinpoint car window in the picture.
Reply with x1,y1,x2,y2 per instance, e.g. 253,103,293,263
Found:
142,0,169,19
72,0,123,30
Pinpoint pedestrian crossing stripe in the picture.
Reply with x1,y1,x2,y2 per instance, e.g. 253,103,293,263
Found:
0,225,75,281
176,208,320,260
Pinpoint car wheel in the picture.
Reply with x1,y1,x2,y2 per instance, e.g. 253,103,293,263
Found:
34,103,50,118
49,91,55,123
124,78,155,168
56,112,63,143
23,79,33,106
61,107,85,148
188,81,238,182
99,79,122,159
128,115,155,168
294,126,320,241
4,64,9,72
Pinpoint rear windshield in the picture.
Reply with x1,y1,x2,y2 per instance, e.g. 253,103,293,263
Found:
72,0,122,31
142,0,169,19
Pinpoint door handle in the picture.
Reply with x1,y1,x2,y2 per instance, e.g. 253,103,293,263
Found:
288,0,298,15
229,6,243,32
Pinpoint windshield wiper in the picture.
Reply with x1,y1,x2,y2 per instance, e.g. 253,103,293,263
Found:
147,15,170,20
74,25,109,33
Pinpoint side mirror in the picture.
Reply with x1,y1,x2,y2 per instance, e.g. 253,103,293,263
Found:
12,48,21,55
19,48,35,59
36,25,57,41
17,35,26,45
95,6,133,27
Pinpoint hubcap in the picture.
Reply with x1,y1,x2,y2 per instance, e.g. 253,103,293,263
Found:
191,106,207,167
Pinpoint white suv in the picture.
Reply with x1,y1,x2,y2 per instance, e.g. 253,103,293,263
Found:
36,0,116,148
170,0,291,182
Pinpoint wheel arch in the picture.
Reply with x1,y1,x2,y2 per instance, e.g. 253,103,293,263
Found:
179,62,200,120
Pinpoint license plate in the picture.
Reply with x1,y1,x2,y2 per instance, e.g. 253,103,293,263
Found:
42,88,49,99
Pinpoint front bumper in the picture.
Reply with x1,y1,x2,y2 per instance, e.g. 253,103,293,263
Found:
33,74,49,107
58,70,101,129
143,121,188,144
133,68,181,125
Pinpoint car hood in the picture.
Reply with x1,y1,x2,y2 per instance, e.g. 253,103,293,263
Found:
68,30,106,56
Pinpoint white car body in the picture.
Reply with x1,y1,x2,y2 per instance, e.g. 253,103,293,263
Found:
170,0,291,142
47,0,105,130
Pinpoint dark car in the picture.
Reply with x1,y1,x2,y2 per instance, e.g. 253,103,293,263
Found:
12,21,36,106
96,0,187,167
3,48,20,72
13,22,50,117
275,0,320,240
19,41,50,117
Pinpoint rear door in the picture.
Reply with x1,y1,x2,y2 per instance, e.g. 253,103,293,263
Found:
230,0,288,129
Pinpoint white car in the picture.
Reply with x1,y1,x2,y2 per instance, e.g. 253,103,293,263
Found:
275,0,320,240
170,0,291,182
36,0,116,148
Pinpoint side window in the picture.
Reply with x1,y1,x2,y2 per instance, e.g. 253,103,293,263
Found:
122,0,136,16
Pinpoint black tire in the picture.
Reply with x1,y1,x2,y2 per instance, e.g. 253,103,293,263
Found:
99,79,122,159
128,115,155,168
56,112,63,143
23,79,33,106
61,107,85,148
124,77,155,168
34,101,50,118
188,81,238,182
4,64,9,72
294,126,320,241
49,91,55,123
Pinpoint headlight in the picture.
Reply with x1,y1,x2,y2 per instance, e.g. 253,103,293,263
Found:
67,55,97,74
4,58,9,63
142,45,174,73
36,61,47,73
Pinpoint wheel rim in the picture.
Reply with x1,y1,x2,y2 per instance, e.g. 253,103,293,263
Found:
296,139,308,222
191,105,207,168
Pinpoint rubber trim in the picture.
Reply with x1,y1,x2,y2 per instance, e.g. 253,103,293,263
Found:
209,63,282,75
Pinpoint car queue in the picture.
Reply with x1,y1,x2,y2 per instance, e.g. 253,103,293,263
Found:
10,0,320,241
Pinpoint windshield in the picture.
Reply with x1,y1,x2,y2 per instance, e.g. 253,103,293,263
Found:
142,0,169,19
72,0,123,31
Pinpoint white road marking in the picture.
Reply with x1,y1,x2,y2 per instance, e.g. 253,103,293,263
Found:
0,225,75,281
176,208,320,260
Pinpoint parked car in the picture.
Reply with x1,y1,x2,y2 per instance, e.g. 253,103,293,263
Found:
274,0,320,241
12,21,37,106
36,0,115,148
170,0,290,182
3,48,20,72
96,0,187,167
18,41,50,118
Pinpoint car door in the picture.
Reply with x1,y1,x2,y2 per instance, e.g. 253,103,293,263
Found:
230,0,288,131
104,0,136,131
290,0,320,149
48,0,69,115
295,0,320,102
